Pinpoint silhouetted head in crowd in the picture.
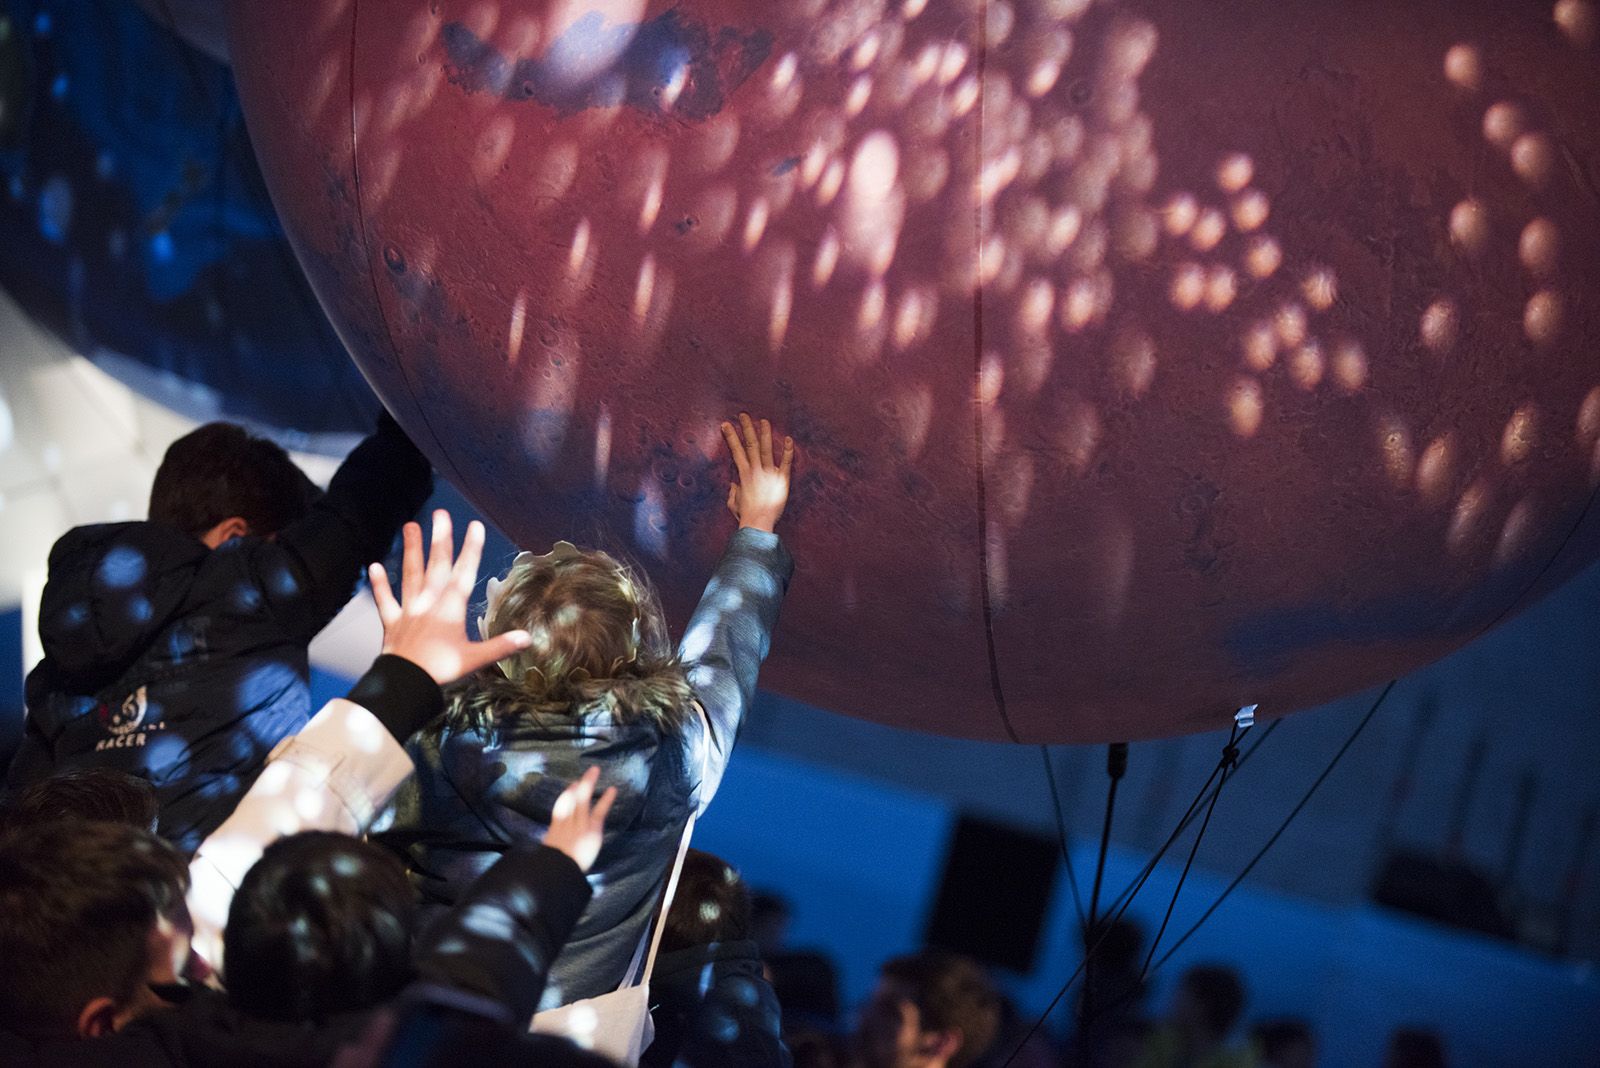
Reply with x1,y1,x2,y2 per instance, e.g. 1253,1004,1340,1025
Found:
1252,1017,1316,1068
770,950,843,1033
1078,916,1148,1021
224,831,415,1022
751,889,793,956
447,541,691,732
789,1028,850,1068
660,849,753,953
1083,917,1144,977
0,821,191,1039
0,767,158,835
857,950,1001,1068
1170,964,1245,1047
1384,1026,1447,1068
148,422,318,546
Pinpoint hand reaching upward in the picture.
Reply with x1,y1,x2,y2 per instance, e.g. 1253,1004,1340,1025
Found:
367,510,532,686
721,412,795,534
543,767,617,873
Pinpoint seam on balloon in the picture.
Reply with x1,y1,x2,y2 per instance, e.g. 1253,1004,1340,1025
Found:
345,0,473,496
970,0,1021,745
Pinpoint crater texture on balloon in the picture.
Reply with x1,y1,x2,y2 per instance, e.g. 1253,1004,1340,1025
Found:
228,0,1600,742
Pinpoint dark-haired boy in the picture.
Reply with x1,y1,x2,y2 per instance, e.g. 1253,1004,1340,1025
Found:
0,820,192,1047
0,766,159,834
856,951,1001,1068
5,413,432,851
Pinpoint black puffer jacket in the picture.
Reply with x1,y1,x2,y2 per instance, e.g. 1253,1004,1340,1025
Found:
642,940,791,1068
6,414,432,852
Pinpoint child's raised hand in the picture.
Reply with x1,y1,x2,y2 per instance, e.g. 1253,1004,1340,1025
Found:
720,412,795,533
543,767,616,873
367,510,532,686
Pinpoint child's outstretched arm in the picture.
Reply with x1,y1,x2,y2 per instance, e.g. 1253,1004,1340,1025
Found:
260,409,436,640
678,414,797,812
412,768,615,1024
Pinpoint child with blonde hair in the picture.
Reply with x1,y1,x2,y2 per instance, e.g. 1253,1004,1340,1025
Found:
377,413,796,1017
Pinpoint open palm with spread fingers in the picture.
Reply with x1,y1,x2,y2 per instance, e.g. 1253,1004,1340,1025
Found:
721,412,795,534
368,510,532,686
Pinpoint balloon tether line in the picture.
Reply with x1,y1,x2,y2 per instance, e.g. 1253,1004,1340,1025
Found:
1003,682,1394,1066
1041,746,1089,933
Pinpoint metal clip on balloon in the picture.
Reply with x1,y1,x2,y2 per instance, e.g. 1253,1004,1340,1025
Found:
1221,706,1257,771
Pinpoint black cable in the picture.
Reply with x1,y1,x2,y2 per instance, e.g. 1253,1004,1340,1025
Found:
1040,745,1088,933
1002,733,1229,1066
1145,680,1396,976
1092,762,1220,929
1139,723,1242,978
1099,718,1280,922
1087,742,1129,927
1079,742,1129,1036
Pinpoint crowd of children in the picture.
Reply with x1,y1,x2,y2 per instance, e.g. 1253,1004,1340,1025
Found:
0,412,1454,1068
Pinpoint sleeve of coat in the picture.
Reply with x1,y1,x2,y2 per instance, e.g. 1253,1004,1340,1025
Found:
257,410,435,642
411,844,595,1026
676,526,794,813
184,655,439,974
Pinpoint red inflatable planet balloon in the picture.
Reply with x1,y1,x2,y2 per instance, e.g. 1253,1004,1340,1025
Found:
227,0,1600,742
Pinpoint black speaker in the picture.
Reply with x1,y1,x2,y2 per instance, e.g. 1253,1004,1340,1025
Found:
1370,848,1514,940
924,815,1060,973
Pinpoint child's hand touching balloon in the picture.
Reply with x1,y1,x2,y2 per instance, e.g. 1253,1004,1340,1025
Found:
721,412,795,534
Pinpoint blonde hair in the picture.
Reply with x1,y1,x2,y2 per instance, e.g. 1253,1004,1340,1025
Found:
441,544,691,736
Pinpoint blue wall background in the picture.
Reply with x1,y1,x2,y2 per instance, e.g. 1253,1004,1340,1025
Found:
695,747,1600,1067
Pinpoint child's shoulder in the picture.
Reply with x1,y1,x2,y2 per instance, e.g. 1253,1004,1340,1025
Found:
45,522,209,596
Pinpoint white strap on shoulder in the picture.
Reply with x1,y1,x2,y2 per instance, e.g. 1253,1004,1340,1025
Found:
633,700,713,990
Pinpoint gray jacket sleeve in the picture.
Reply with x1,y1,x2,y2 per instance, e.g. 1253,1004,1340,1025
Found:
677,527,794,812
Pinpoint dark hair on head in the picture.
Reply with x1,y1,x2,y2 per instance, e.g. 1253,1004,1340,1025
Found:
148,422,318,538
443,543,690,736
0,767,158,835
0,821,188,1038
224,832,416,1022
879,950,1000,1068
661,849,753,953
1179,963,1246,1037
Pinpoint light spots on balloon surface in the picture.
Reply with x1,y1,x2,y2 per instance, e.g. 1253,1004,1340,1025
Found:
219,0,1600,743
1443,43,1483,90
1554,0,1598,48
1420,300,1459,355
1415,434,1455,508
